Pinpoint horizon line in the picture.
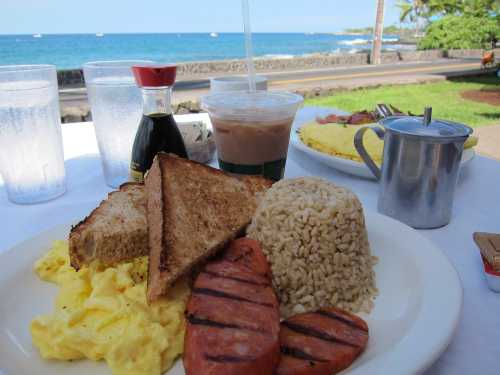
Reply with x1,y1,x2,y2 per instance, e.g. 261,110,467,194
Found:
0,30,393,36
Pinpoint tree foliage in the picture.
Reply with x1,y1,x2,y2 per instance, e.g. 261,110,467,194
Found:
397,0,500,22
418,14,500,49
397,0,428,22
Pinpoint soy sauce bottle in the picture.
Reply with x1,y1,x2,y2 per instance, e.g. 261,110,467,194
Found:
129,65,188,183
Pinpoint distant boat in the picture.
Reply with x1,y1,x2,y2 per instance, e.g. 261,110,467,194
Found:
305,32,316,35
33,33,42,38
210,32,219,38
96,32,104,37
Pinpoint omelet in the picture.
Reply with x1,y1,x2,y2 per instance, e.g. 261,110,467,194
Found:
299,122,384,164
464,135,478,149
299,122,478,164
31,240,190,375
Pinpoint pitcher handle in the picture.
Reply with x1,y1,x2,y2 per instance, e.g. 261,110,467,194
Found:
354,126,385,180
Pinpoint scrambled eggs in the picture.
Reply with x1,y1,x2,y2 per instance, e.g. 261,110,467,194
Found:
31,241,190,375
299,122,478,164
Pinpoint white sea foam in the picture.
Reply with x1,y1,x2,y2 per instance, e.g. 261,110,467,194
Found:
339,37,400,46
258,54,295,60
339,38,370,46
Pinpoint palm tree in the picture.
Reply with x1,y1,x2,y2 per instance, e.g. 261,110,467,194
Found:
398,0,426,23
371,0,385,65
397,0,428,36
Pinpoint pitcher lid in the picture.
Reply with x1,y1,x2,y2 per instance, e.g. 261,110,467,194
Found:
380,116,472,140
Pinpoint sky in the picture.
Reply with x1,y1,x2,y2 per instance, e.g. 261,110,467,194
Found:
0,0,402,34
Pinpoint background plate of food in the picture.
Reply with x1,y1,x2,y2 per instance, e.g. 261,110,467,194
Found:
0,172,463,375
291,107,477,179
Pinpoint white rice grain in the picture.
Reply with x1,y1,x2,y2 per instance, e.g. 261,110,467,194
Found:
247,177,377,318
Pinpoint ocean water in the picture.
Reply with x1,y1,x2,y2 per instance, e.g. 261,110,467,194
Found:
0,33,411,69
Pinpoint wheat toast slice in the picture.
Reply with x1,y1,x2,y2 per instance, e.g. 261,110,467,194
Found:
69,183,148,270
146,153,272,302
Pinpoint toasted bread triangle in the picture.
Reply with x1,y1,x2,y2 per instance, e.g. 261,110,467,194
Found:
69,183,148,270
146,153,272,302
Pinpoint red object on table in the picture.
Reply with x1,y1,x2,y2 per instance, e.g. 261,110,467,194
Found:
482,255,500,276
132,65,177,87
479,255,500,292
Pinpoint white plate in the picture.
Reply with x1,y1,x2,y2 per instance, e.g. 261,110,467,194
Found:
0,211,462,375
291,108,475,179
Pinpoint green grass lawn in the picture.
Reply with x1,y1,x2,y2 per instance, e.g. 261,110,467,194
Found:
305,75,500,127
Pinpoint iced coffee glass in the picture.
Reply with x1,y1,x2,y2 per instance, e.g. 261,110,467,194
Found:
202,91,303,181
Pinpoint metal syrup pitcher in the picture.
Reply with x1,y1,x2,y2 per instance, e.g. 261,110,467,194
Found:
354,108,472,229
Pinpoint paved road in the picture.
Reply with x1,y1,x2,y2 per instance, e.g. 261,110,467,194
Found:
174,58,486,90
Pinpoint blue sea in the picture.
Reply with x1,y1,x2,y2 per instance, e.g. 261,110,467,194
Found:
0,33,409,70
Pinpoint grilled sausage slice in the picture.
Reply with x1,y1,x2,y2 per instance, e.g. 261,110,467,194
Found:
219,237,273,280
184,238,280,375
276,307,369,375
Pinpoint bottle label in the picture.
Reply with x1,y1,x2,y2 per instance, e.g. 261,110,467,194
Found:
130,161,144,183
218,158,286,181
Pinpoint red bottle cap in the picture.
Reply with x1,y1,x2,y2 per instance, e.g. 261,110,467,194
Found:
132,65,177,87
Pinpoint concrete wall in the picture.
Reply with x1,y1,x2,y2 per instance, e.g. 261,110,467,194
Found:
177,53,370,76
446,48,500,59
376,50,445,64
399,49,445,61
57,49,453,88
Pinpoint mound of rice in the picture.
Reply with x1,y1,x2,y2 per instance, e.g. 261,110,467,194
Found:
247,177,377,317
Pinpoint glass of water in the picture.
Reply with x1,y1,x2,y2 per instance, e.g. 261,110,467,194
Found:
83,60,153,188
0,65,66,204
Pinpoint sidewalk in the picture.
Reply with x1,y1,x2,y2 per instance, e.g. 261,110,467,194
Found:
474,125,500,161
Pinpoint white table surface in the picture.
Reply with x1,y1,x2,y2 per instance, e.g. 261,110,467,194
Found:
1,107,499,375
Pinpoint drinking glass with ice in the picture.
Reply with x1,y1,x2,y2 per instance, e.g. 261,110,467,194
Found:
83,60,153,188
0,65,66,204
